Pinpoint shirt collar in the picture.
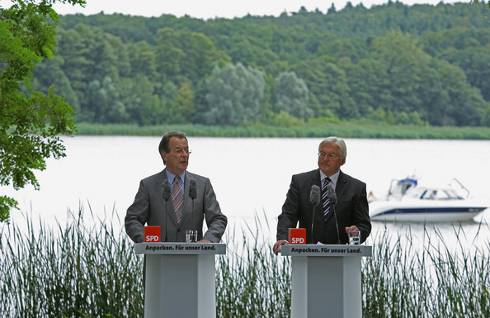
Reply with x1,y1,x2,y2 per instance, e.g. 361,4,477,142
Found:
165,169,186,185
320,169,340,188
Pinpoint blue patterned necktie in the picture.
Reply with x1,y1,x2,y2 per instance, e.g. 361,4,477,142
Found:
171,176,183,224
321,177,332,219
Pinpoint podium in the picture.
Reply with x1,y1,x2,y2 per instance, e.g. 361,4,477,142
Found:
135,243,226,318
281,244,372,318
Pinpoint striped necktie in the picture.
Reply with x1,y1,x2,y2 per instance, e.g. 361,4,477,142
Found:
321,177,332,219
171,176,183,224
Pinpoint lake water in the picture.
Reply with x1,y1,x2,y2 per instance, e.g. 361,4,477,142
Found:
2,137,490,251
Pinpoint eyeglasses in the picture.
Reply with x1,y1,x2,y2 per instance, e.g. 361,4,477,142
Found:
318,151,338,159
174,147,191,155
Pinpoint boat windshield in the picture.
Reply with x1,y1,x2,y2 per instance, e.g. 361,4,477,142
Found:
406,187,463,200
387,177,418,199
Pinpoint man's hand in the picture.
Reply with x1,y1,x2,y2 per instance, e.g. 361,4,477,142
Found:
344,225,360,235
273,240,288,255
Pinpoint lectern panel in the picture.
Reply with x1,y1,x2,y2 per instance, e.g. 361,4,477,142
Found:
283,244,371,318
136,243,225,318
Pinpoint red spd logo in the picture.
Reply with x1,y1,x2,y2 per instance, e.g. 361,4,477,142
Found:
291,237,305,244
145,235,160,242
144,226,161,242
288,228,306,244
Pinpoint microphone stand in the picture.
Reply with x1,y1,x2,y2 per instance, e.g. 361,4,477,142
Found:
311,203,319,244
327,184,341,244
163,182,171,242
189,179,197,241
332,202,340,244
309,185,321,244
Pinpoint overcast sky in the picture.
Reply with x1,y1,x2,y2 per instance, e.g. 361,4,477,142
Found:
42,0,467,19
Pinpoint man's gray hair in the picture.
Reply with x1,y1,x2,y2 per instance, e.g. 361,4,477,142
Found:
319,136,347,161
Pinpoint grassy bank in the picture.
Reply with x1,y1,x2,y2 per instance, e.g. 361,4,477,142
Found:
1,211,489,317
75,122,490,139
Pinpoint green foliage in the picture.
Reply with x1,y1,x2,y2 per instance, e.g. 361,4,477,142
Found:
0,0,85,222
273,72,312,119
199,63,265,125
74,122,490,140
27,2,490,129
0,196,16,221
0,209,143,316
265,112,305,128
155,27,230,84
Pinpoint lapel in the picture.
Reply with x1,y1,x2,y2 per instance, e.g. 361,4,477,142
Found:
335,170,347,201
310,169,321,192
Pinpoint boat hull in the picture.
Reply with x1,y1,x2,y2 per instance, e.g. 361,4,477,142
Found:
369,201,487,223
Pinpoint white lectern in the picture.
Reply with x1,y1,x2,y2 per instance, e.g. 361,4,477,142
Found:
281,244,372,318
135,243,226,318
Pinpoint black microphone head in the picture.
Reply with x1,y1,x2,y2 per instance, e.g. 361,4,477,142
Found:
310,185,320,206
162,182,171,201
327,183,337,203
189,179,197,199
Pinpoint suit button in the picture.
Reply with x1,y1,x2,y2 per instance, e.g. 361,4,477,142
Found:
177,228,181,232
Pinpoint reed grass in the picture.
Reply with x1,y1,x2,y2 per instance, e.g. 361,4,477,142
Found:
363,225,490,318
74,122,490,140
216,214,291,317
0,208,143,317
1,210,489,317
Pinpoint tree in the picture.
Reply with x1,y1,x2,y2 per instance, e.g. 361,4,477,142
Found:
85,76,128,123
34,56,80,114
119,75,163,125
56,25,124,122
0,0,85,222
293,57,356,118
199,63,265,125
155,27,229,85
174,82,195,123
127,41,157,79
274,72,312,119
442,45,490,101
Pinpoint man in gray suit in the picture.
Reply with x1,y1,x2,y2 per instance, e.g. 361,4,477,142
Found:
273,137,371,254
125,131,227,243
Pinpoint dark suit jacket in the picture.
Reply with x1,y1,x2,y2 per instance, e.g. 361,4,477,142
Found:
125,169,227,243
277,169,371,244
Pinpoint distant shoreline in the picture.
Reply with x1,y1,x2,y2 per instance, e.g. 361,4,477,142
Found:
75,122,490,140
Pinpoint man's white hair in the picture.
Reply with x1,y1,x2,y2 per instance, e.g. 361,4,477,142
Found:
319,136,347,161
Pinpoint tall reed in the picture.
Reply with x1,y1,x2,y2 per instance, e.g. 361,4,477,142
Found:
0,208,143,317
75,122,490,140
1,210,489,317
363,225,490,318
216,215,291,317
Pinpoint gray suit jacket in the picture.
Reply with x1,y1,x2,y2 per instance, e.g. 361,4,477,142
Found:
125,169,227,243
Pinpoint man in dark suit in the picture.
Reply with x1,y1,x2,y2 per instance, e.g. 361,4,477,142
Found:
125,131,227,243
273,137,371,254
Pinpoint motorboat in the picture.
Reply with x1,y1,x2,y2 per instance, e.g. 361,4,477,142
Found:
369,177,487,222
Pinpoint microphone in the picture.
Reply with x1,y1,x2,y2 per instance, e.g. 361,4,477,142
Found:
326,183,340,244
162,182,171,241
309,185,320,244
326,183,337,204
189,179,197,240
310,185,320,206
189,179,197,200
